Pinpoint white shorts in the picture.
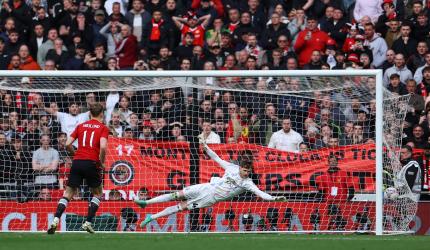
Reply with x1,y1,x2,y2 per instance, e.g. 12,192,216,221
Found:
183,183,216,210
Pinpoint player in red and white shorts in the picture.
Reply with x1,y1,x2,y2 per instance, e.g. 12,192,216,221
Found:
47,103,109,234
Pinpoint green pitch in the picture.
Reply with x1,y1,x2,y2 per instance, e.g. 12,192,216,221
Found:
1,233,429,250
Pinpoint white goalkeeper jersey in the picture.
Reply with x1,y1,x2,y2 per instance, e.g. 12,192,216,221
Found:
395,160,421,202
205,146,275,202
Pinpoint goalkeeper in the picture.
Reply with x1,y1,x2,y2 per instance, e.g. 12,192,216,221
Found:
135,143,286,227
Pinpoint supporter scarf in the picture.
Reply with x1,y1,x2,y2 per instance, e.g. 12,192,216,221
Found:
418,83,428,97
150,19,163,41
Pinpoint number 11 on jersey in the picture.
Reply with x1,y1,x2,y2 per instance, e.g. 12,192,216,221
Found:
82,130,95,147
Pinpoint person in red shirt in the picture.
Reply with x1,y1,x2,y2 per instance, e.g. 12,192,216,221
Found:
172,12,211,47
48,103,109,234
315,155,354,204
294,16,330,68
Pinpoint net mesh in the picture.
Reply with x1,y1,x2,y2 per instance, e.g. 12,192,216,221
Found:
0,72,415,233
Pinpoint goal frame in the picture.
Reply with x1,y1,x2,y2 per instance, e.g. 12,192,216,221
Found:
0,69,385,235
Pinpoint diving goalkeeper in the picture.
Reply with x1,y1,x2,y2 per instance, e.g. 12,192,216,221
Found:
135,143,286,228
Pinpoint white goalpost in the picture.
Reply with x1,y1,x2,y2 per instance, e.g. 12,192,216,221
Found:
0,70,414,235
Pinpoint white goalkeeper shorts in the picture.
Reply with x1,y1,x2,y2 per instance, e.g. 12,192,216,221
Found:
183,183,216,210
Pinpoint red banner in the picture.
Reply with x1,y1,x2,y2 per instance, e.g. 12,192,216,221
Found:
105,138,190,192
0,201,429,234
105,139,377,193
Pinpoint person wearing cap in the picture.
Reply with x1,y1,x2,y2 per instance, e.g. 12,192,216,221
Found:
384,53,413,86
91,9,108,47
63,43,87,70
294,16,330,68
172,11,211,47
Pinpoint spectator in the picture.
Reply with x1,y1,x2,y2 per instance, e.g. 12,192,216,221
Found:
7,54,21,70
109,110,126,137
32,134,59,189
407,41,428,74
251,103,281,146
379,49,396,72
105,0,127,16
363,22,388,68
45,102,89,140
198,119,221,144
268,118,303,153
125,0,151,43
226,106,250,143
392,22,417,59
0,0,32,38
142,10,168,56
353,0,383,24
261,12,290,51
28,23,46,61
172,12,211,47
139,124,154,140
115,24,138,69
407,124,430,149
383,53,413,86
383,18,401,49
414,52,430,84
45,38,69,69
37,28,67,68
387,73,408,95
294,16,330,68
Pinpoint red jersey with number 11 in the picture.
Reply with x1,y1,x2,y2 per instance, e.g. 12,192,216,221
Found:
70,119,109,162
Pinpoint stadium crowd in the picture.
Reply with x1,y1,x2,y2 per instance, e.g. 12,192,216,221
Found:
0,0,430,203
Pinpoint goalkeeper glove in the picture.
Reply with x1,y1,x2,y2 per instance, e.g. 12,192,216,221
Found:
274,196,287,202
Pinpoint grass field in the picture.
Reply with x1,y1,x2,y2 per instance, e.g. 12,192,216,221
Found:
1,233,430,250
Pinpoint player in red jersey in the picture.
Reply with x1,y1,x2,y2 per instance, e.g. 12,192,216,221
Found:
48,103,109,234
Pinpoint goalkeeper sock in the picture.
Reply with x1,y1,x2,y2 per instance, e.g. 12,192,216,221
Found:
151,205,181,220
86,197,101,223
54,197,69,218
145,193,175,205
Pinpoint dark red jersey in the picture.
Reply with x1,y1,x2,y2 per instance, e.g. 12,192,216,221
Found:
70,119,109,162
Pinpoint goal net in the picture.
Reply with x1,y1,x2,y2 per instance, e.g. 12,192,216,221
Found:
0,70,415,234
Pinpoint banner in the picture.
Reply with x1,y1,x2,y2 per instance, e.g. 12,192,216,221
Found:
105,139,377,193
105,138,190,192
0,201,429,234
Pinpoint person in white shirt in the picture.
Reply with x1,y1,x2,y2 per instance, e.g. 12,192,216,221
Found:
46,102,89,139
135,143,286,228
268,118,303,153
198,120,221,144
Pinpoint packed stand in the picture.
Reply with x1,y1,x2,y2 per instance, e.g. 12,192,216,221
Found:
0,0,430,201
